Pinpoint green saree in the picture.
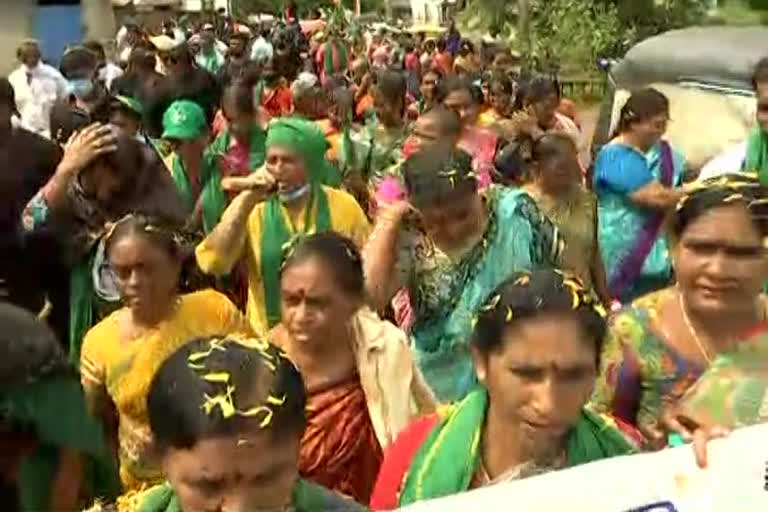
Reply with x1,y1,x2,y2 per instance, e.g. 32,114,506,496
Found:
126,478,367,512
1,375,120,510
398,388,636,506
168,151,227,234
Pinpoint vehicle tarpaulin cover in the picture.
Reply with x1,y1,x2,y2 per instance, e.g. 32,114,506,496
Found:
612,26,768,91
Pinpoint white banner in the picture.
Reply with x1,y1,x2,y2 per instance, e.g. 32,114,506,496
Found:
398,423,768,512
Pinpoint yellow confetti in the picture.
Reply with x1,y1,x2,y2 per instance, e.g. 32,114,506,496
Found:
513,274,531,287
239,405,274,428
202,372,230,383
593,303,608,318
505,307,514,322
266,394,286,405
471,316,478,329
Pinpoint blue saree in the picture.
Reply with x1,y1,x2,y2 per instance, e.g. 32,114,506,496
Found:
397,186,563,401
594,141,685,303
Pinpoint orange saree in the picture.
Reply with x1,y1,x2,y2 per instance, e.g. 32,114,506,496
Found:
299,375,383,504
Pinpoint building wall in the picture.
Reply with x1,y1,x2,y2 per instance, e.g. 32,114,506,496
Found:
411,0,443,24
0,0,116,76
0,0,36,76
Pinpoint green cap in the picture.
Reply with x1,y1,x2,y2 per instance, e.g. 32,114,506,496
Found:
162,100,207,140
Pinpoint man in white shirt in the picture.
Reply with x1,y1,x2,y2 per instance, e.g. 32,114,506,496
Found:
7,40,69,139
251,23,274,65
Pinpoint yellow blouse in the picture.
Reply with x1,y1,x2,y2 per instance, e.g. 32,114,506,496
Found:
195,186,371,335
80,289,252,490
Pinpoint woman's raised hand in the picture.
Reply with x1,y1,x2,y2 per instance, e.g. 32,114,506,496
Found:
221,166,278,197
58,123,118,177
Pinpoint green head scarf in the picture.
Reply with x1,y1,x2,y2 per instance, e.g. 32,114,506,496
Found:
260,117,341,328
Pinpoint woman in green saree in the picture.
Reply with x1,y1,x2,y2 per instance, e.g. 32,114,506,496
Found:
0,303,118,511
363,144,563,401
161,99,226,235
369,269,639,509
88,334,366,512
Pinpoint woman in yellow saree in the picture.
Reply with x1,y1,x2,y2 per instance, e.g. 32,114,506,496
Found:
80,214,250,490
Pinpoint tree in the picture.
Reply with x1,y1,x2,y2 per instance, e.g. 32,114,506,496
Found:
461,0,711,72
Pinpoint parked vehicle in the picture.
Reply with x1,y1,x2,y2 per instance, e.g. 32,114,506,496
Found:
593,26,768,172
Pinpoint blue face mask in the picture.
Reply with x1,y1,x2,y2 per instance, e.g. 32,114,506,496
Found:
279,184,311,203
68,78,94,98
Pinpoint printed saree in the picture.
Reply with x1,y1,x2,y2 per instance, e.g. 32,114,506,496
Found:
399,187,563,402
98,478,367,512
370,388,636,509
299,376,382,504
595,142,684,303
678,325,768,429
208,126,267,182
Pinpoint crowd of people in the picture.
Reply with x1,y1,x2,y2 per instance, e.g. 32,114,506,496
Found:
0,4,767,511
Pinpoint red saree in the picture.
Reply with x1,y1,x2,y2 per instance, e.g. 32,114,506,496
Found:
300,376,383,504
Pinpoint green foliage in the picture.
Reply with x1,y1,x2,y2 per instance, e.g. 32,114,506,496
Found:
527,0,627,74
461,0,713,73
231,0,379,18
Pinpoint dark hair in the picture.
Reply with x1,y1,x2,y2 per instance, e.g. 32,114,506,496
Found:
423,67,443,82
403,144,477,208
329,87,354,110
670,174,768,239
752,57,768,89
104,213,186,262
617,88,669,134
148,336,306,450
82,40,106,60
103,213,208,293
223,79,256,116
488,72,514,96
59,46,98,79
531,132,577,163
109,98,141,121
0,78,16,110
437,75,482,105
436,39,446,52
282,232,364,298
517,75,560,108
420,105,462,139
372,70,407,106
472,269,607,367
127,47,157,72
0,303,70,388
83,134,146,198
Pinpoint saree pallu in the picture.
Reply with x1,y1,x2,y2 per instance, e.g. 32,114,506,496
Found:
596,142,684,303
300,376,383,504
678,324,768,429
369,388,637,509
405,188,563,402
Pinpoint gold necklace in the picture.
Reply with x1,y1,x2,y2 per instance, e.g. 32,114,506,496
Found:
678,292,714,364
678,291,766,365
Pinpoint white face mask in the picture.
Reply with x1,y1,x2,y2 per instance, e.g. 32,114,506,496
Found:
279,184,311,203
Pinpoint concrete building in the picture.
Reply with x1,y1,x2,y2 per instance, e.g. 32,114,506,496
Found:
1,0,116,75
410,0,445,25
